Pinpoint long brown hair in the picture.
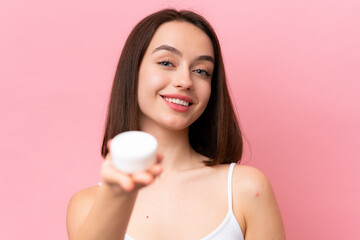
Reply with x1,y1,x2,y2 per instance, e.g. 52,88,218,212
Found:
101,9,243,166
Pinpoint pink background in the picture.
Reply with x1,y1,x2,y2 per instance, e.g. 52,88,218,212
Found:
1,0,359,239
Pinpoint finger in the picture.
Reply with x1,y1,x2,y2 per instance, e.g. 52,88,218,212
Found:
148,164,163,176
105,152,112,161
132,172,154,185
102,160,135,191
107,139,112,151
116,174,135,192
156,153,163,163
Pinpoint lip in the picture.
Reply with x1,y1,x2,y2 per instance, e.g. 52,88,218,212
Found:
162,98,190,112
159,94,193,112
160,94,194,104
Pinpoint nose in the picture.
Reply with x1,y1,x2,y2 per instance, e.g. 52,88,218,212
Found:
172,67,193,90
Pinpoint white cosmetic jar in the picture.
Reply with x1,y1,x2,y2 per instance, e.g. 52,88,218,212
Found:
110,131,158,173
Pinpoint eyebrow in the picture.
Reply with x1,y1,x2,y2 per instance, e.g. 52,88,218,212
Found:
152,45,182,56
195,55,215,64
152,44,215,64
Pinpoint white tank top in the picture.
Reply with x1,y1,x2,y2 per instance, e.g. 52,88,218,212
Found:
124,162,244,240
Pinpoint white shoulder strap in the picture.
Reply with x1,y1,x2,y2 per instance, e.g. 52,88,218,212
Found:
227,163,237,208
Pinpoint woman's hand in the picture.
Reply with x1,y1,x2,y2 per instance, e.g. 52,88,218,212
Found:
100,140,163,195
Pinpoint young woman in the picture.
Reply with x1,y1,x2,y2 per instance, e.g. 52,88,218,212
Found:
66,9,285,240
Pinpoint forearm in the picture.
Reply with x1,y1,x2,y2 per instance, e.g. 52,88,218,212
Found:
71,184,137,240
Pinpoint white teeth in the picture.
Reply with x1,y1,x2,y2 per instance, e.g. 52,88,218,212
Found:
164,97,190,107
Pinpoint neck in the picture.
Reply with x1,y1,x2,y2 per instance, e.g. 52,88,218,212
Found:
139,122,204,178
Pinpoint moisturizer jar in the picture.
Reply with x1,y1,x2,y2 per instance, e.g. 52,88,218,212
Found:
110,131,158,173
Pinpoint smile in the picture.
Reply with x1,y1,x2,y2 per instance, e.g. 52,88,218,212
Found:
164,97,190,107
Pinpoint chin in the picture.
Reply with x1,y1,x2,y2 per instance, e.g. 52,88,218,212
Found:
156,116,194,131
160,121,191,131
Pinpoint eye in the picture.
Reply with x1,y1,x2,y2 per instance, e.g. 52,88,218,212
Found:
194,69,211,77
158,60,174,67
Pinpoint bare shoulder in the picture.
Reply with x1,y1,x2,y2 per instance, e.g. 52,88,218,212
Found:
233,164,273,198
67,185,99,214
66,186,99,238
231,164,286,239
209,163,273,200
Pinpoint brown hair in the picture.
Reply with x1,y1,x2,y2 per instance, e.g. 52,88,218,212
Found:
101,9,243,166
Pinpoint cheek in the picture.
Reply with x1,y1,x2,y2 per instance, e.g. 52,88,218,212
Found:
137,71,168,111
198,81,212,105
138,69,166,95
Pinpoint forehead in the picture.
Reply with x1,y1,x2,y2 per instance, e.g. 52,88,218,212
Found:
147,21,214,57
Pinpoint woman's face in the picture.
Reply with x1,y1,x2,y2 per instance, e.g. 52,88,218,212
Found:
137,21,214,131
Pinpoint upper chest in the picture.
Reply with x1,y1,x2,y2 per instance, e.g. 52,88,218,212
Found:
125,165,243,240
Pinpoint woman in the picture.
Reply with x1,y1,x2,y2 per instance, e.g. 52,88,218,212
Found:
66,9,285,240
